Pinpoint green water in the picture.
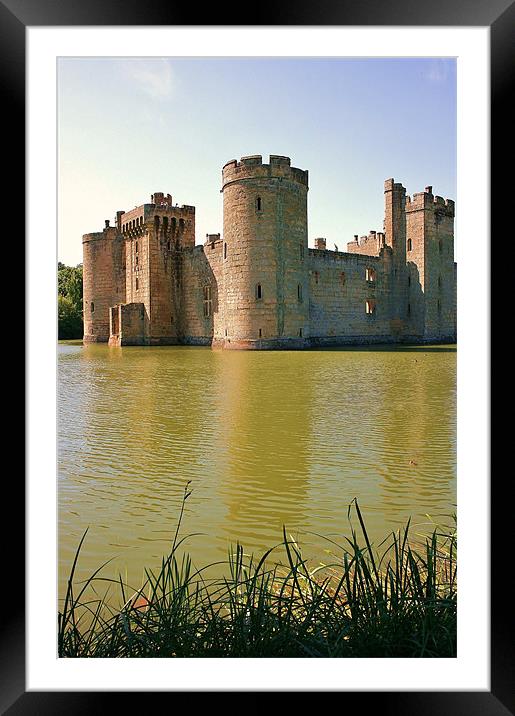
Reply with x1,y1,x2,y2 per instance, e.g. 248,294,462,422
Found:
58,342,456,602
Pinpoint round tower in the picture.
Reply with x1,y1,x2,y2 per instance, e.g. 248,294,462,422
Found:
82,221,125,343
216,154,309,349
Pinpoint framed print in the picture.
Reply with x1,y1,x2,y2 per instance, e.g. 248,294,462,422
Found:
8,0,507,711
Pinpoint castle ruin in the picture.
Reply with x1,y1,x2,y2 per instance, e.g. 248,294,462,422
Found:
82,155,457,349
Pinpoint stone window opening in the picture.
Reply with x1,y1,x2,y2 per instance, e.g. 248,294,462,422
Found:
408,275,411,286
91,301,94,313
407,238,412,252
300,243,304,260
365,267,376,283
438,275,442,289
314,271,319,285
407,303,411,316
256,283,263,300
224,242,227,260
203,285,212,318
259,329,262,338
154,216,160,230
171,218,177,233
365,299,376,315
297,283,303,303
135,241,139,253
299,328,303,337
179,218,185,233
135,277,139,291
437,299,442,314
135,255,139,266
256,196,262,212
341,272,346,287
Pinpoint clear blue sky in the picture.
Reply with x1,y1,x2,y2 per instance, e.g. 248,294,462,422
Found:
58,57,456,266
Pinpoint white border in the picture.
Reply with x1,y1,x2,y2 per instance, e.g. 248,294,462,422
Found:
27,27,489,691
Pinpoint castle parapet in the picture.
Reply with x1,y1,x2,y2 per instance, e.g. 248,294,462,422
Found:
222,154,308,189
346,230,386,255
405,187,455,217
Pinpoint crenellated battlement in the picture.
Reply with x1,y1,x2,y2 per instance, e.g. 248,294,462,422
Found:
222,154,308,189
346,230,386,256
405,188,455,217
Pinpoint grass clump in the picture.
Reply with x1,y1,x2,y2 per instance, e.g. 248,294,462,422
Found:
58,488,456,658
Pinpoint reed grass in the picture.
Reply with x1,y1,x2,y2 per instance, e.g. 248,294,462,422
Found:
58,487,456,658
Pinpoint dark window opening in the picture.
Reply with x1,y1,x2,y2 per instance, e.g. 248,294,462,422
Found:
224,242,227,260
299,328,303,337
256,196,262,211
408,275,411,286
91,302,94,313
179,218,185,232
135,241,139,253
407,303,411,316
407,239,412,252
297,284,303,303
135,277,139,291
256,283,262,300
341,272,346,286
259,329,262,338
203,285,212,318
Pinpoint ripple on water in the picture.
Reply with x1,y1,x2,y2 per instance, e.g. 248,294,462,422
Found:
58,343,456,597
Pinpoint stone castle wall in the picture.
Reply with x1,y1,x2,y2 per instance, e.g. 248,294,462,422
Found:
82,225,125,343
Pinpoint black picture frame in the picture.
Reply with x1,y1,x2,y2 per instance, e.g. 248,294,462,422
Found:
10,0,505,711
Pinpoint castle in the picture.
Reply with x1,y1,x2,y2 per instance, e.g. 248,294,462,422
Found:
82,155,456,349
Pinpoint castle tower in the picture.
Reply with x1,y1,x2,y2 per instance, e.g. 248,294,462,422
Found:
384,179,408,334
117,193,195,345
217,155,309,349
405,187,455,341
82,220,126,343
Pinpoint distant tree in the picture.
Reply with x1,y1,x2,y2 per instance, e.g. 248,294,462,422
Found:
58,295,83,339
58,263,83,339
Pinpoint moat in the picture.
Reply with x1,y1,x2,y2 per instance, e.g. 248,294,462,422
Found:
58,342,456,602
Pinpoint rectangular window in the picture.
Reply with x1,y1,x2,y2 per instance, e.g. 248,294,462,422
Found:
365,299,376,315
203,285,212,318
365,267,376,283
135,277,139,291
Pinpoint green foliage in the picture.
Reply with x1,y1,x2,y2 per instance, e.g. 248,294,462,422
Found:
58,295,83,340
58,492,457,659
58,263,83,339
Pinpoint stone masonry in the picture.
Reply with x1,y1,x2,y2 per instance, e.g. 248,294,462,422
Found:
82,155,457,349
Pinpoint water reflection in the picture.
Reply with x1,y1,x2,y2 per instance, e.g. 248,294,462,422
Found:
58,343,456,600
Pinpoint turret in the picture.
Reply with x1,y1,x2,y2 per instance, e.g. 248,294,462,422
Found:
217,154,309,348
